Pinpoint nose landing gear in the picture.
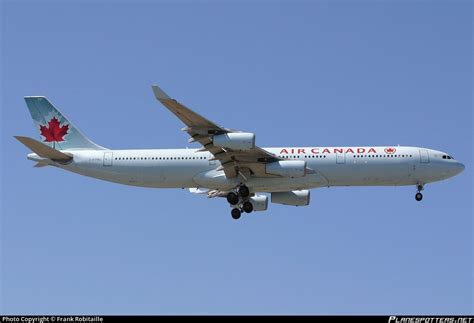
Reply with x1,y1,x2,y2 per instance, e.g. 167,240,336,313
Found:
415,184,424,201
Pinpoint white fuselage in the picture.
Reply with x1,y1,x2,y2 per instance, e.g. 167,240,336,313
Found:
29,146,464,193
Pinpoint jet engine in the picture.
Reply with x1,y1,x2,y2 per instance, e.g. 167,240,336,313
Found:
213,132,255,150
271,190,310,206
249,195,268,211
266,160,307,178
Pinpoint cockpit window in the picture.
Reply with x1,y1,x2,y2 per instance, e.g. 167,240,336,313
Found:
442,155,447,159
443,155,455,160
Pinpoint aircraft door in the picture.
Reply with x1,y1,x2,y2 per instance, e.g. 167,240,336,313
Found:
103,152,113,166
419,150,430,164
336,152,345,164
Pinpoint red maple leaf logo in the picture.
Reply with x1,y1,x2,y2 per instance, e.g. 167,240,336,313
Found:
40,117,69,142
384,147,396,154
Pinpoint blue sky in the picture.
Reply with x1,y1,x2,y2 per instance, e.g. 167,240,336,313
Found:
1,0,472,315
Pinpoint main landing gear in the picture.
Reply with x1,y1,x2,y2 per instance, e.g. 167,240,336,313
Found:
238,185,250,198
415,184,424,202
231,208,241,220
227,192,239,205
228,185,253,220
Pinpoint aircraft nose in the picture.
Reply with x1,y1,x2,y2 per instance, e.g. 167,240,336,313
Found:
452,162,465,175
457,162,465,173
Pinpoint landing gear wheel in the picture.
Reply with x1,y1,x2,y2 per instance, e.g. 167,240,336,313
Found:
238,185,250,198
227,192,239,205
242,201,254,213
415,192,423,201
231,208,241,220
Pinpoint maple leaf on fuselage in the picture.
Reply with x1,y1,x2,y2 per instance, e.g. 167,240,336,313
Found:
40,117,69,142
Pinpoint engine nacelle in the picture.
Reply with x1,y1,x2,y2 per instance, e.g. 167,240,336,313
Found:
213,132,255,151
271,190,310,206
249,195,268,211
266,160,306,178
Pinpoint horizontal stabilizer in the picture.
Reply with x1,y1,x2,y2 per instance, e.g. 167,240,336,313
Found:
15,136,73,161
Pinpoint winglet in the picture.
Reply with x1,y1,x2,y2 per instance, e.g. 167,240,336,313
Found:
15,136,73,161
152,85,171,101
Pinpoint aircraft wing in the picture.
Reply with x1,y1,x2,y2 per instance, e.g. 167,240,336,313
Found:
152,85,281,178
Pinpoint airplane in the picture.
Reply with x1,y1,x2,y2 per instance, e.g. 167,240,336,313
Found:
15,85,465,220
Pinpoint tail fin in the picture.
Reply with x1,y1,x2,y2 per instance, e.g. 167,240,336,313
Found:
24,96,106,150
